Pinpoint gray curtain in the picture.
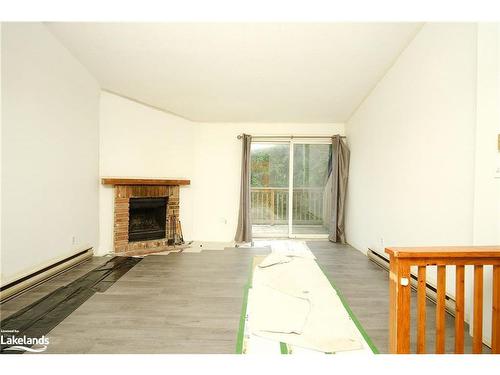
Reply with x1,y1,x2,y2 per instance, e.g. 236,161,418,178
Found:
235,134,252,242
329,135,350,244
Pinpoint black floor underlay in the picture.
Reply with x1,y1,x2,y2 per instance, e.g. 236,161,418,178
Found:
0,256,142,354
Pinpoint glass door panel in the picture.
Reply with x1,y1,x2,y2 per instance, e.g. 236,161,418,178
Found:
291,143,332,236
250,143,290,237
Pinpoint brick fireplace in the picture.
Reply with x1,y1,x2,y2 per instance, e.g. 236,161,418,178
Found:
101,178,190,253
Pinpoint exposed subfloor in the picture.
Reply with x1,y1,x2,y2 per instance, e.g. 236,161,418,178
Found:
1,256,109,319
309,241,490,354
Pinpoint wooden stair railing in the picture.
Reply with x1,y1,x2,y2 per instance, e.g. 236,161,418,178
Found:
385,246,500,354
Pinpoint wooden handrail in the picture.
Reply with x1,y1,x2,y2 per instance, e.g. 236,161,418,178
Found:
385,246,500,354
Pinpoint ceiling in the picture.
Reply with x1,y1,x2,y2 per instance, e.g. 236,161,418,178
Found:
47,23,422,123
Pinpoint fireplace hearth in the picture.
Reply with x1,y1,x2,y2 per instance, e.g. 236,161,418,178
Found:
128,197,167,242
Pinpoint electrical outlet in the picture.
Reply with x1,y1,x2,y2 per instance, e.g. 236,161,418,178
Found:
72,236,77,245
380,237,385,250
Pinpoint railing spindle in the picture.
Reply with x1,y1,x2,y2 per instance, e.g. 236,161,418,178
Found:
417,266,426,353
473,265,484,354
436,266,446,353
455,265,465,353
270,190,275,224
493,265,500,354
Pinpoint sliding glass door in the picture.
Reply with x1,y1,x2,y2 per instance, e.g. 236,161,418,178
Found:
250,139,332,238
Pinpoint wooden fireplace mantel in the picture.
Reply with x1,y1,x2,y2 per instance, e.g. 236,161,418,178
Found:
101,177,191,186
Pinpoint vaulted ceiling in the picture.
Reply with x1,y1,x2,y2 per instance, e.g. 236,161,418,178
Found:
47,23,422,122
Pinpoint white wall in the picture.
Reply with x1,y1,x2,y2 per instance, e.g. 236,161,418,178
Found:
346,23,477,262
192,122,345,241
473,24,500,246
345,23,500,345
1,23,100,284
467,23,500,345
98,91,195,254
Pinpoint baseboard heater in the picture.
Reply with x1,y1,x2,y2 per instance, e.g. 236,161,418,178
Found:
0,248,94,303
367,248,456,316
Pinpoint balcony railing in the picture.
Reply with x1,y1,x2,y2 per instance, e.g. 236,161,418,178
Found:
250,187,326,225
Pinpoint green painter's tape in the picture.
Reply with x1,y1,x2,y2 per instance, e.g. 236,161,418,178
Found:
318,264,380,354
235,284,249,353
280,342,289,354
235,259,254,354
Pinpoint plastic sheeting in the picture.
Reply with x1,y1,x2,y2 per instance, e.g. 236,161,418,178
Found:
0,257,141,354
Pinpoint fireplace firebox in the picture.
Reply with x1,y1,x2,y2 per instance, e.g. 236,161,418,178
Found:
128,197,168,242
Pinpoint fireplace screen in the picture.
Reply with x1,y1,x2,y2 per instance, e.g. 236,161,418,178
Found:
128,197,168,242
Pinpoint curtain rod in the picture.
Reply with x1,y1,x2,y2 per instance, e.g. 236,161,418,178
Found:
236,134,346,140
